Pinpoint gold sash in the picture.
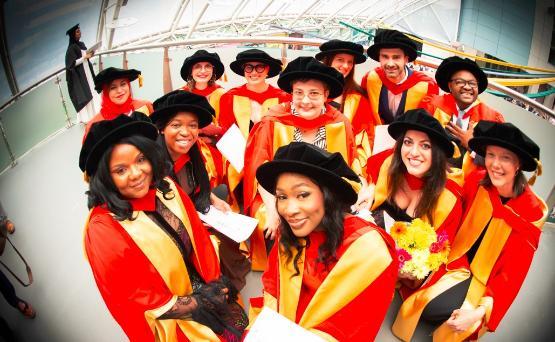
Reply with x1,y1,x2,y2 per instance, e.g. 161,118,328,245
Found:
233,95,279,138
119,179,219,341
277,230,392,338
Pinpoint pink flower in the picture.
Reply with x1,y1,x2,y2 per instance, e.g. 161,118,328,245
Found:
396,248,412,269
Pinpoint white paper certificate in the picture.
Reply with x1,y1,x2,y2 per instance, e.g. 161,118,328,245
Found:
245,307,326,342
216,124,246,172
373,124,396,154
197,206,258,243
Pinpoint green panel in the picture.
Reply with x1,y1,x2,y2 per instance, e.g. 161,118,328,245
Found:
0,78,69,158
0,127,12,171
57,72,77,121
126,51,165,103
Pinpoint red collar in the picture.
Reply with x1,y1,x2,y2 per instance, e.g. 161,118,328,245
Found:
235,84,282,104
173,153,191,174
404,172,424,190
127,188,157,212
183,84,222,97
276,103,339,130
375,67,428,95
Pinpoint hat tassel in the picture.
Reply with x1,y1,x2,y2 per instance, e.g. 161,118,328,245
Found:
528,158,542,186
138,74,144,88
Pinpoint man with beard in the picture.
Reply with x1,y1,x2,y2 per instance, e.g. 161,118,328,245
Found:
420,56,504,169
362,29,438,124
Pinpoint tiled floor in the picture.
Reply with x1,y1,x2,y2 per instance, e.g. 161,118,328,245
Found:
0,123,553,341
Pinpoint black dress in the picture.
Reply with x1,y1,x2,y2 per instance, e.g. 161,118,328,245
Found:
65,41,95,112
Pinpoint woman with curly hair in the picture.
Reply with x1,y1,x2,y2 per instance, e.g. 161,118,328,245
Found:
80,113,246,341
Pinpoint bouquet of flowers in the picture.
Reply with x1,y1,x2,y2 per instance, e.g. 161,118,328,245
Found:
390,218,450,279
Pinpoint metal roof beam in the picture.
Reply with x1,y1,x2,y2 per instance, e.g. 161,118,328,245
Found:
107,0,124,49
186,1,210,39
242,0,276,35
318,0,357,29
290,0,321,27
169,0,191,35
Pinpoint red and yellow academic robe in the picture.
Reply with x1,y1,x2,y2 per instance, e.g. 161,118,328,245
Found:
181,84,226,122
424,170,547,341
366,149,463,247
243,103,357,270
217,84,290,212
249,216,398,341
84,178,224,342
172,140,224,190
419,93,505,174
340,91,380,171
361,67,438,124
83,99,154,141
366,149,464,333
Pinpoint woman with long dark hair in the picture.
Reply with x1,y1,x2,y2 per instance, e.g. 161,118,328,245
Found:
80,113,246,341
393,122,547,341
151,90,250,291
249,142,397,340
354,109,463,321
317,39,380,168
83,67,153,139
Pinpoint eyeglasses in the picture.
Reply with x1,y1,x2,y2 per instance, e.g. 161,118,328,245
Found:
243,63,267,73
450,78,478,88
292,90,325,100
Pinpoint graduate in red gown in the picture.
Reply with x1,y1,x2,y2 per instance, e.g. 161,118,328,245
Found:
179,50,226,144
361,29,438,124
150,90,250,291
80,114,246,341
316,39,379,170
392,122,547,341
419,56,504,170
217,49,290,214
83,67,153,140
243,57,359,270
248,142,397,341
351,110,463,340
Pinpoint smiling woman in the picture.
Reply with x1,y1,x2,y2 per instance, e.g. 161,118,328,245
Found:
82,67,154,140
79,113,247,341
247,142,398,341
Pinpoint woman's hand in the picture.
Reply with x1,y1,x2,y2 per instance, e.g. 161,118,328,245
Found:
210,193,231,213
446,307,486,333
352,183,375,212
264,210,281,240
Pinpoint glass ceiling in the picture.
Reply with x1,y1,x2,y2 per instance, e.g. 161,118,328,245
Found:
2,0,460,103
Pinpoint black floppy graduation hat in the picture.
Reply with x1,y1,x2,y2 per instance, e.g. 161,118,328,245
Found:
94,67,141,93
277,56,345,99
388,109,454,157
79,112,158,176
150,90,215,129
469,121,540,172
229,49,282,78
256,142,360,206
66,24,79,37
180,50,225,81
435,56,488,94
315,39,367,64
367,29,418,62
